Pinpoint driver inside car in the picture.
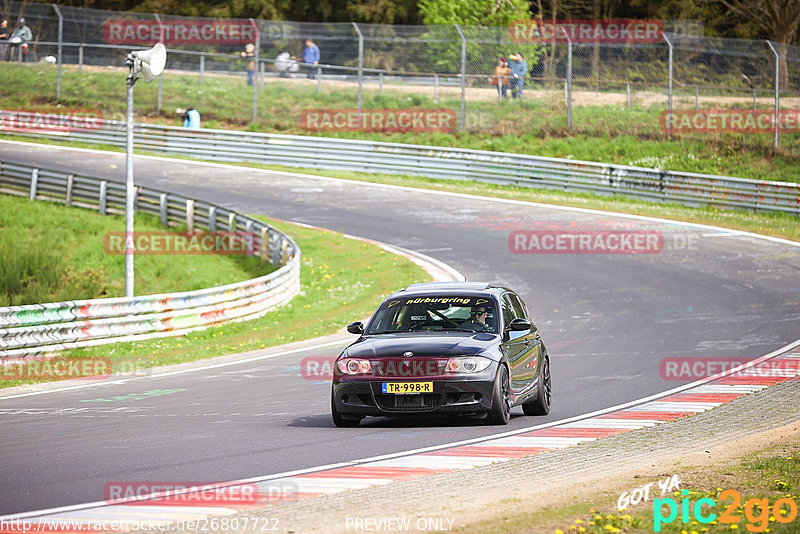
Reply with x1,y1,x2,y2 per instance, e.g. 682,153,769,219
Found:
460,305,492,332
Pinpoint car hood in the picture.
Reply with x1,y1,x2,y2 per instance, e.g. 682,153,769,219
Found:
344,332,500,359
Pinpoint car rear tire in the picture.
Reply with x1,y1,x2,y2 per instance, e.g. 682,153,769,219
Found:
522,356,551,416
487,365,511,425
331,391,362,427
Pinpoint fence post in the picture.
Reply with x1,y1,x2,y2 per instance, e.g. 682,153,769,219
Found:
627,82,631,107
29,169,39,201
208,206,217,232
186,199,195,233
199,54,204,82
51,4,63,100
695,86,699,110
454,24,466,132
766,40,780,149
65,174,73,207
250,19,260,123
78,45,83,72
260,227,268,262
379,71,383,95
153,14,165,115
99,181,108,215
434,74,439,102
663,33,673,135
562,29,573,130
753,89,757,114
159,193,168,225
352,22,364,118
316,66,322,94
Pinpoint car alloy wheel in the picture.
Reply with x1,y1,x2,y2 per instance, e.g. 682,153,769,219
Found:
487,365,511,425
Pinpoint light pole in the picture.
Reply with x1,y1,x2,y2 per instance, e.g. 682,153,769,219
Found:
124,43,166,297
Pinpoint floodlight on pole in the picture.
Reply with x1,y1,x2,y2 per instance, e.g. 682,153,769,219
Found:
124,42,166,298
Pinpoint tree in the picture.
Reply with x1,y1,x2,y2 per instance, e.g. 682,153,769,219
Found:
418,0,530,26
709,0,800,88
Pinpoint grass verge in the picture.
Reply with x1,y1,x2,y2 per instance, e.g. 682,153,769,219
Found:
448,442,800,533
1,63,799,182
0,193,273,306
0,217,430,388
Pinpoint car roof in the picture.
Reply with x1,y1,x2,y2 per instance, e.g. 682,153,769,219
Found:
388,281,506,299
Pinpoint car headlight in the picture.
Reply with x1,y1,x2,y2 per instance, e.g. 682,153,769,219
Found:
337,358,372,375
445,356,492,374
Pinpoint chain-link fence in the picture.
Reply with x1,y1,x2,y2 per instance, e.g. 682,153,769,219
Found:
1,1,799,147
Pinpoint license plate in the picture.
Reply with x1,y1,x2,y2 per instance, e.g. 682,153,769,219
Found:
381,382,433,394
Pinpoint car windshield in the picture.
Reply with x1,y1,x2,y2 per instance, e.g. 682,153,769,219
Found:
366,295,498,334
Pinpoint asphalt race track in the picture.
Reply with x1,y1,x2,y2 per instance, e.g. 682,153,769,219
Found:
1,141,799,515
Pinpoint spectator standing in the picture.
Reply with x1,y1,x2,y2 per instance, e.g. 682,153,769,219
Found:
302,39,320,79
240,43,256,86
183,106,201,129
9,17,32,62
0,20,9,61
508,53,528,100
492,57,510,100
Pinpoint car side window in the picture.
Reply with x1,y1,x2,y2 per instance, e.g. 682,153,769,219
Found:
508,293,529,320
501,294,515,328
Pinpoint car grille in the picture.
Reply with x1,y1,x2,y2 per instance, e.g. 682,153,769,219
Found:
375,393,442,412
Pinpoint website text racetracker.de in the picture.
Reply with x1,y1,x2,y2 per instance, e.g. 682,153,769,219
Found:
661,109,800,133
301,108,456,133
103,19,256,45
509,19,663,43
0,109,103,133
509,230,665,254
0,517,281,532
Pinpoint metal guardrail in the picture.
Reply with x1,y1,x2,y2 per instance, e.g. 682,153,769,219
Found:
0,160,301,358
6,120,800,214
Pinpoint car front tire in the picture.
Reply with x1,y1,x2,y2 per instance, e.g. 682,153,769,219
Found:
331,390,362,427
487,364,511,425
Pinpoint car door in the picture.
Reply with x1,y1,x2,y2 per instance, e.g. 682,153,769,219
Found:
507,292,540,396
500,292,529,396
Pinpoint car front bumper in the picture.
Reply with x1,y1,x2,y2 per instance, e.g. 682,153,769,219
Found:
332,369,497,417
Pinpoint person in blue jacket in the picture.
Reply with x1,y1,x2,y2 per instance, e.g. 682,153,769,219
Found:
183,106,201,129
507,53,528,100
302,39,320,79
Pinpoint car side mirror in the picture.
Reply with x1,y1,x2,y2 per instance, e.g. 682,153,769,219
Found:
506,318,532,332
347,321,365,334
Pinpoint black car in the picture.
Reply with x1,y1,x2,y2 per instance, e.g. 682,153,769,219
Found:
331,282,551,427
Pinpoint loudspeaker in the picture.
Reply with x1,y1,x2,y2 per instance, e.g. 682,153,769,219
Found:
134,43,166,83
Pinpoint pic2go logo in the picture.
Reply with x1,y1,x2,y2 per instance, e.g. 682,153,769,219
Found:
654,489,798,532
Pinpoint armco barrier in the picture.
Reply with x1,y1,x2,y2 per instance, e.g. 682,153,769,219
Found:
5,120,800,214
0,160,300,358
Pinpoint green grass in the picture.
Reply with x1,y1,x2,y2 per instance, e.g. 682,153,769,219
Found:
0,217,430,388
0,194,273,306
2,63,799,182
